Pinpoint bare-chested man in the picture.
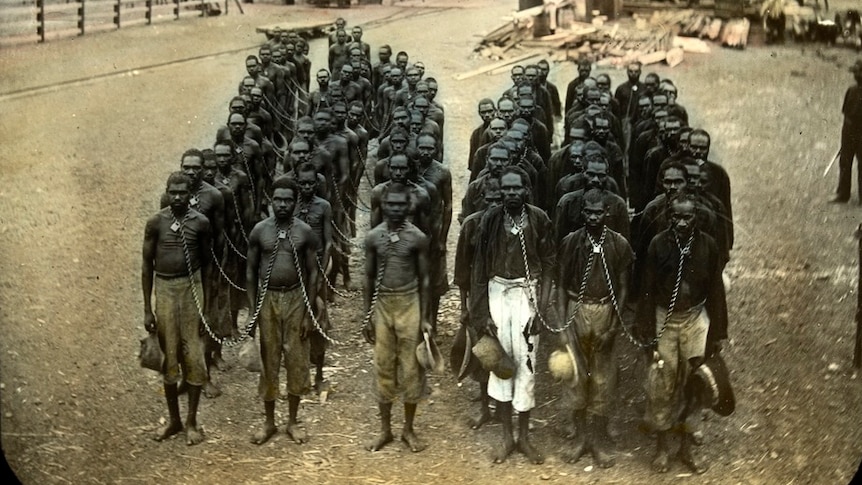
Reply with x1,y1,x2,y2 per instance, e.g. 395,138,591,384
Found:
142,172,211,446
293,164,334,391
246,176,319,446
159,150,226,399
370,153,432,238
363,182,432,453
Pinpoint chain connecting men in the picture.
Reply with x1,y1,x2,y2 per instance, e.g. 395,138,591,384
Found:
139,19,736,476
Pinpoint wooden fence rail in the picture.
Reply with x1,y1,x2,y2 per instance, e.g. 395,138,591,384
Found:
0,0,213,46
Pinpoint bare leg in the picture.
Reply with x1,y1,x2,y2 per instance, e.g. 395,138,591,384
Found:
154,383,183,441
285,394,308,444
590,415,615,468
366,402,394,451
678,430,708,474
185,385,205,446
563,409,588,463
429,296,440,336
652,430,671,473
492,402,515,463
516,410,544,464
203,344,222,399
251,400,278,445
469,380,492,429
401,402,426,452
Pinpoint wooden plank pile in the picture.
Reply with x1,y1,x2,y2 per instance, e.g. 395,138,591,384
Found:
473,7,751,66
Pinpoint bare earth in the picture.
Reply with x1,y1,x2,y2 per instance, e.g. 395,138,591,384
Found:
1,1,862,483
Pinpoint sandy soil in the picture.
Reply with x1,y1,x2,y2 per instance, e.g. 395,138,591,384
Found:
1,1,862,483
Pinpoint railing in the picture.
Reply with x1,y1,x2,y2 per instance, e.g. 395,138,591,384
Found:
0,0,213,46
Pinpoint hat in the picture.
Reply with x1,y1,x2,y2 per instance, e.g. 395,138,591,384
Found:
851,60,862,73
416,331,445,374
139,333,164,372
548,330,588,386
472,334,517,380
450,324,481,381
691,353,735,416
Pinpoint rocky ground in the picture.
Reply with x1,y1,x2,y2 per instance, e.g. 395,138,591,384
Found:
1,1,862,483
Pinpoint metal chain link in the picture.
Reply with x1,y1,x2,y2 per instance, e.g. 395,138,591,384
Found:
360,222,403,329
237,147,257,211
210,245,247,292
285,230,341,346
174,213,275,347
555,227,607,334
509,208,555,333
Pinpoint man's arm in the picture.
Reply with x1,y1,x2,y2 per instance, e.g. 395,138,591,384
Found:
370,186,383,228
246,223,263,314
321,202,334,273
197,217,213,285
302,228,319,339
141,216,159,333
362,232,377,344
440,169,453,249
415,232,432,333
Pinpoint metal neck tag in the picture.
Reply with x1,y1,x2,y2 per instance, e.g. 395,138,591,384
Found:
170,221,180,232
278,229,287,240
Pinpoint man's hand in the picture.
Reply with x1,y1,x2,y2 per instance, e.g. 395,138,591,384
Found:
300,316,313,341
421,319,432,335
459,309,469,327
484,317,498,337
362,321,375,345
144,311,157,334
596,326,618,352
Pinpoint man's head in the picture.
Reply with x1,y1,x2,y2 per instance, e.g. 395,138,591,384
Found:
347,101,364,128
416,133,437,163
408,111,424,134
382,182,409,225
506,129,526,152
577,58,592,79
271,176,299,221
689,129,710,160
668,192,697,238
658,116,683,146
180,149,205,185
392,107,410,128
332,101,348,126
582,188,607,230
259,46,272,65
660,161,688,199
497,98,516,124
517,96,535,119
413,61,426,78
349,48,363,65
336,29,348,45
405,68,421,87
683,160,703,191
313,110,333,136
568,141,586,173
569,126,588,143
488,117,508,141
524,65,539,85
240,76,256,95
296,162,318,199
214,140,236,172
388,153,411,184
378,45,392,63
415,81,430,100
412,95,430,116
537,60,550,82
595,73,611,93
427,78,439,101
317,69,331,87
295,117,315,142
591,115,611,143
229,96,247,115
335,17,346,30
228,113,247,139
340,63,354,82
166,172,192,213
389,67,403,86
584,153,609,190
585,87,602,106
245,56,260,77
500,166,530,212
510,65,525,85
395,51,409,71
626,61,642,83
651,93,669,112
660,80,678,105
272,48,285,65
389,127,409,154
637,95,653,118
201,150,219,185
285,42,296,59
677,127,693,154
478,99,496,123
643,73,660,95
351,26,363,41
250,86,264,108
486,144,511,177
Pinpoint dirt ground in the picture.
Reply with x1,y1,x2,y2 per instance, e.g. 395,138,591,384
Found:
2,1,862,483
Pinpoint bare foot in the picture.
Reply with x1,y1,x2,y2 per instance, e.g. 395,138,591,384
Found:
153,420,183,442
469,410,492,430
203,381,222,399
185,424,204,446
652,449,671,473
286,422,308,444
678,447,708,474
250,423,277,445
365,431,394,451
401,431,427,452
562,433,587,463
492,438,516,464
517,438,544,464
213,356,230,372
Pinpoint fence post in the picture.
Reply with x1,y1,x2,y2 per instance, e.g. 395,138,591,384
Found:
174,0,179,20
114,0,121,29
855,223,862,368
36,0,46,42
146,0,152,25
78,0,85,36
